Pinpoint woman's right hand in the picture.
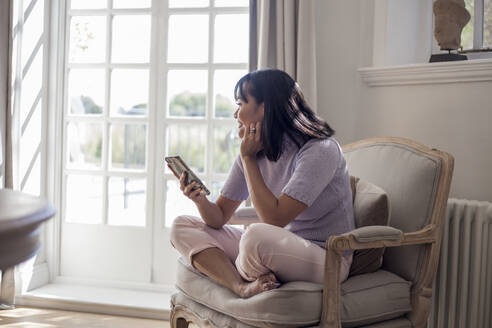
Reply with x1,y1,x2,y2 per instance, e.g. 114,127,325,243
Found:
179,171,206,204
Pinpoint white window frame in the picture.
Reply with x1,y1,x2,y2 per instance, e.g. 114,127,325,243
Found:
4,0,53,291
40,0,249,287
10,0,49,197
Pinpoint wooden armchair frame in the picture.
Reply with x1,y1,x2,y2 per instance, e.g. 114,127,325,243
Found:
170,137,454,328
320,138,454,328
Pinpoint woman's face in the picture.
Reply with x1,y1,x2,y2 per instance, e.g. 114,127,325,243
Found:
234,92,264,139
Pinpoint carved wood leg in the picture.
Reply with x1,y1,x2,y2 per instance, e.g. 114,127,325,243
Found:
408,287,433,328
170,308,189,328
175,318,189,328
319,237,343,328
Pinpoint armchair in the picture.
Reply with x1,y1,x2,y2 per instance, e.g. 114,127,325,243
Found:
170,137,454,328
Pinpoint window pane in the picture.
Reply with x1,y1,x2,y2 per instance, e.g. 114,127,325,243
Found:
213,126,240,174
210,181,245,208
169,0,208,8
68,69,105,115
67,122,103,169
20,102,42,181
111,124,147,170
108,177,146,226
214,14,248,63
65,175,103,224
113,0,151,8
22,0,43,69
20,46,42,125
168,15,208,63
214,69,246,118
112,15,151,63
22,153,41,196
12,0,18,28
215,0,248,6
461,0,474,50
71,0,107,9
69,16,106,63
164,179,200,227
210,181,225,202
167,124,206,173
111,69,148,116
485,0,492,47
167,70,207,117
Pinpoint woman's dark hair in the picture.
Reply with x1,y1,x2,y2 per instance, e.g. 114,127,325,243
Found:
234,68,335,161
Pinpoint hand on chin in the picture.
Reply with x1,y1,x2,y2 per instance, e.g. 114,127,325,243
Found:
238,125,246,139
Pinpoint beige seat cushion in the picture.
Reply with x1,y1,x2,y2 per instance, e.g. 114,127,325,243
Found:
349,176,391,276
171,293,412,328
174,258,411,328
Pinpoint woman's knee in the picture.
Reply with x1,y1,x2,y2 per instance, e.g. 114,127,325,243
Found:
236,223,279,280
239,223,276,254
170,215,202,247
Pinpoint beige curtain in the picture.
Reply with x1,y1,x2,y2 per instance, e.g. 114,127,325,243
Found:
250,0,318,111
0,0,15,310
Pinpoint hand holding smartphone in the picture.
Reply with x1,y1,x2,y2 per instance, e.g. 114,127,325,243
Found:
165,156,210,196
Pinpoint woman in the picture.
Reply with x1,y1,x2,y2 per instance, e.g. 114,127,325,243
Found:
170,69,355,299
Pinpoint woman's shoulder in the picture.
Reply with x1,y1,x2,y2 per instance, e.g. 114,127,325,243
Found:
300,136,341,154
290,137,342,167
279,135,341,165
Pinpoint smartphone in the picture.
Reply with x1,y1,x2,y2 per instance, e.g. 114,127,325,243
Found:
165,156,210,196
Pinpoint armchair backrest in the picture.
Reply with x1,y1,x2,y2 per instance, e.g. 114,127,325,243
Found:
342,138,454,283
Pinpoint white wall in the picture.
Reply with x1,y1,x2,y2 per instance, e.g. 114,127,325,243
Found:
357,82,492,202
315,0,492,202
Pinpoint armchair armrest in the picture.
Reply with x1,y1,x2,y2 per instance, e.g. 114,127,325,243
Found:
228,207,260,226
350,225,403,243
328,223,437,252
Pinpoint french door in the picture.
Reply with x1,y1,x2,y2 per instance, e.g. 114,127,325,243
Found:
59,0,248,286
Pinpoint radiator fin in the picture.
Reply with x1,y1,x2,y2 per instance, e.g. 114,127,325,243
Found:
429,199,492,328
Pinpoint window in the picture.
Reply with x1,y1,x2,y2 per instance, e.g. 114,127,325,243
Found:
64,2,152,227
58,0,249,284
64,1,248,228
10,0,46,197
163,10,249,227
6,0,49,290
461,0,492,52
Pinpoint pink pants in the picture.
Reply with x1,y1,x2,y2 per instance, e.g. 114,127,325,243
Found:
170,215,353,284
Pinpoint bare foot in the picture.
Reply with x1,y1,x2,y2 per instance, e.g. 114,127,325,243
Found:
238,273,278,298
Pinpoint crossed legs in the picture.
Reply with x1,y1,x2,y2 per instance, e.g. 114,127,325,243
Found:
170,215,277,298
170,215,352,298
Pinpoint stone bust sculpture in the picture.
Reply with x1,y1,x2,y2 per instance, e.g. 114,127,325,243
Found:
433,0,471,50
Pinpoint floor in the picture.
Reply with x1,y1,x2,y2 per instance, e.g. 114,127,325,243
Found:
0,307,171,328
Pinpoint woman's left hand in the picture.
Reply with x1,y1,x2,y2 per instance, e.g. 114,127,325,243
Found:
240,122,263,159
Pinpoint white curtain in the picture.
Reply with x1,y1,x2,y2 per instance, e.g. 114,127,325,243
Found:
250,0,318,111
0,0,15,310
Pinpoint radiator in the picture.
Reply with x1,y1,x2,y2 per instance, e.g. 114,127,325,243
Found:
428,198,492,328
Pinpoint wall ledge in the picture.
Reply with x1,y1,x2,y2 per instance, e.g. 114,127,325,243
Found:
358,58,492,87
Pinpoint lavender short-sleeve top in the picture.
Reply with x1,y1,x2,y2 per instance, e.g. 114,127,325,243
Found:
220,135,355,249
